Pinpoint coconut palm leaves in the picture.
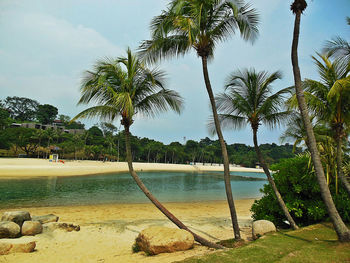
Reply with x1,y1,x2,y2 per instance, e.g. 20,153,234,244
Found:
214,68,298,229
139,0,259,62
74,49,182,124
299,54,350,197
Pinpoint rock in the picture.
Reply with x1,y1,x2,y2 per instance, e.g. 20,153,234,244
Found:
21,221,43,236
43,222,80,232
252,220,276,239
0,221,21,238
135,226,194,255
0,241,36,255
1,211,31,226
32,214,59,224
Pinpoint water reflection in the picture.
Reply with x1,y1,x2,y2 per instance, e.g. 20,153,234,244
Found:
0,172,266,208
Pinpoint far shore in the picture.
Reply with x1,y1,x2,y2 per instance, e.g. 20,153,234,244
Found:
0,158,264,178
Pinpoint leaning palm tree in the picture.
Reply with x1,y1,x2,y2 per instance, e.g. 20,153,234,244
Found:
139,0,259,240
214,68,298,230
72,48,223,249
290,0,350,241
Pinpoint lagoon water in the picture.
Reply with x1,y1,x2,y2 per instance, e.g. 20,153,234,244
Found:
0,171,266,208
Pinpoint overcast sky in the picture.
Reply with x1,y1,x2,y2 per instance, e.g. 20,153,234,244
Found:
0,0,349,145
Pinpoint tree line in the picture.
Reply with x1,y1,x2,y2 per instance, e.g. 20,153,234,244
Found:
0,102,298,166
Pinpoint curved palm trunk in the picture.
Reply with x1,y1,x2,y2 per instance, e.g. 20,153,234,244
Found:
124,124,224,249
253,128,298,230
201,56,241,240
291,9,350,241
336,135,350,196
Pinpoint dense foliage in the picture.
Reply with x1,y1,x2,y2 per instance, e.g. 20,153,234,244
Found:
251,155,350,227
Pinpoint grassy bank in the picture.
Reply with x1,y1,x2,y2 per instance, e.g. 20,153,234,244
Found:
177,223,350,263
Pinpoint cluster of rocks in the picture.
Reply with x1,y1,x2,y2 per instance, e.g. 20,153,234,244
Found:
0,210,80,255
0,211,55,239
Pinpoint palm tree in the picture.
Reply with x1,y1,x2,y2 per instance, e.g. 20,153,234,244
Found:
214,68,298,229
323,17,350,66
301,54,350,196
72,48,223,249
290,0,350,241
323,37,350,67
139,0,259,240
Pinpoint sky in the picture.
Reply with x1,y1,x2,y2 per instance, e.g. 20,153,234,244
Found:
0,0,349,145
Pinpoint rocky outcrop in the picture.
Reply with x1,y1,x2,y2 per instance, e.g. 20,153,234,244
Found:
0,241,36,255
252,220,276,239
1,211,31,227
135,226,194,255
43,222,80,232
21,221,43,236
0,221,21,238
32,214,59,224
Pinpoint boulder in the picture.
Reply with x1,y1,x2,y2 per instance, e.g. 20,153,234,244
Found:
43,222,80,232
135,226,194,255
252,220,276,239
0,241,36,255
0,221,21,238
32,214,59,224
1,211,31,226
21,221,43,236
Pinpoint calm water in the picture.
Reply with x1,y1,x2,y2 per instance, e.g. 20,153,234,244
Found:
0,171,267,208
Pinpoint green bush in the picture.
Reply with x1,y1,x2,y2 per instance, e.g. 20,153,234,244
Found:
251,155,350,227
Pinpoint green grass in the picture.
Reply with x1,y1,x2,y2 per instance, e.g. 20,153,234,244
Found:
176,223,350,263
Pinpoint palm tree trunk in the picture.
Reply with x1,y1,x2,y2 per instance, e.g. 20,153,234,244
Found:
336,135,350,196
201,56,241,240
253,128,298,230
291,9,350,241
124,124,224,249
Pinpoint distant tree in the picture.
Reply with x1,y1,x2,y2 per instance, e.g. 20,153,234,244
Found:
5,96,39,121
86,126,104,145
99,122,118,136
59,114,71,123
9,127,40,156
36,104,58,124
0,108,12,129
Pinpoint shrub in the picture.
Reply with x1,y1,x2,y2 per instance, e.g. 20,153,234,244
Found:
251,155,350,227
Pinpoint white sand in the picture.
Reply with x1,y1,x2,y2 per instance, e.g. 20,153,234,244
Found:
0,158,263,177
0,200,256,263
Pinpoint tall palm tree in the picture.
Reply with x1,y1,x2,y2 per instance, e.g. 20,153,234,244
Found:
139,0,259,240
214,68,298,230
301,54,350,196
290,0,350,241
72,48,223,249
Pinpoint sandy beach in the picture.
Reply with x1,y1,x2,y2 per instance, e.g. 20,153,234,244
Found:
0,200,256,263
0,158,260,262
0,158,263,177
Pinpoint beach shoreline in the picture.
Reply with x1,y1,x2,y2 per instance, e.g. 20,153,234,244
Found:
0,199,256,263
0,158,264,178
